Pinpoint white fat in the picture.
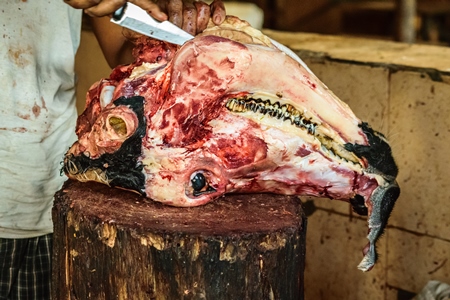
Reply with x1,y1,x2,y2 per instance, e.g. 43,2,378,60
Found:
100,85,115,108
141,147,187,171
264,127,314,152
259,153,354,193
268,38,313,74
208,117,250,135
129,62,161,80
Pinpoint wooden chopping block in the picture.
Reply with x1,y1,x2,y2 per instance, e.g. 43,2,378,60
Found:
52,180,306,300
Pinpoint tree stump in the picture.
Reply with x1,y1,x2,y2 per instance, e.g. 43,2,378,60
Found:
52,180,306,300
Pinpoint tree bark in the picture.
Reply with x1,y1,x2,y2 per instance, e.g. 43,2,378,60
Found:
52,180,306,300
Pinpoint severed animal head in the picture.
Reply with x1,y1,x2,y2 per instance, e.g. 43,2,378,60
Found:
64,17,399,271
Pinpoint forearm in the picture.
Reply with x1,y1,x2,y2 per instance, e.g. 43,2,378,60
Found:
90,16,134,68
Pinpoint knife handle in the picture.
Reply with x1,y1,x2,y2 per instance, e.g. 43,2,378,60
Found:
112,3,127,21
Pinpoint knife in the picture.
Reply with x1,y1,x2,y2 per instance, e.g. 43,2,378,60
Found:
111,3,311,72
111,2,194,46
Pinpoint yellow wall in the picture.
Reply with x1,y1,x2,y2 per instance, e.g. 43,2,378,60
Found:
267,30,450,299
74,30,111,114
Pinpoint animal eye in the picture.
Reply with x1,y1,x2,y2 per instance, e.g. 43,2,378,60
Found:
191,172,206,192
189,171,217,197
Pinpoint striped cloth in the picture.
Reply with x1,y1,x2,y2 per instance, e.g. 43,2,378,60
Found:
0,234,52,300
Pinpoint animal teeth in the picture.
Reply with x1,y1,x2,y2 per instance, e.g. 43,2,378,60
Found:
226,96,360,166
226,96,319,135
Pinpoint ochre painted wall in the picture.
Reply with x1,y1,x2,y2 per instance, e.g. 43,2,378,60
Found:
268,30,450,299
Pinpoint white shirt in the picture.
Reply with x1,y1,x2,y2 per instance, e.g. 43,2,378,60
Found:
0,1,82,238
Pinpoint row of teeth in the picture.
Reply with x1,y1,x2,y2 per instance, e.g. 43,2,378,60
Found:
63,157,111,184
225,97,360,165
226,98,317,135
319,136,357,165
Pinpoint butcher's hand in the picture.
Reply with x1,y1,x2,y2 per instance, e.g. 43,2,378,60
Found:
65,0,226,34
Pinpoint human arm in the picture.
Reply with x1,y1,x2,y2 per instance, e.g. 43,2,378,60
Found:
89,16,135,68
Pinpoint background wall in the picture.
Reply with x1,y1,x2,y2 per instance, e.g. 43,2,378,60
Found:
267,30,450,299
74,30,110,113
74,9,450,300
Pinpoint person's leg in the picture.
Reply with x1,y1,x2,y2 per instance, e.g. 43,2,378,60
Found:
0,238,27,300
14,234,53,300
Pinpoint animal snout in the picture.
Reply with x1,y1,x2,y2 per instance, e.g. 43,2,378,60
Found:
345,122,398,180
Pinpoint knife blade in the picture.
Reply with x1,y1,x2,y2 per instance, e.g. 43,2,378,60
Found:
111,3,194,46
111,3,311,72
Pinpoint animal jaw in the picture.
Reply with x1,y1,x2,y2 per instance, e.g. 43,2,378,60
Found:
63,17,399,272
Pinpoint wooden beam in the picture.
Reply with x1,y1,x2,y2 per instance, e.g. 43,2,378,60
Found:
396,0,417,43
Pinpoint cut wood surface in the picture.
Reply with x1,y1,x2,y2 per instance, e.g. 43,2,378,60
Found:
52,180,306,300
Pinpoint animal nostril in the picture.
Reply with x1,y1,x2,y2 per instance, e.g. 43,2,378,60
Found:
350,194,368,216
191,173,206,192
